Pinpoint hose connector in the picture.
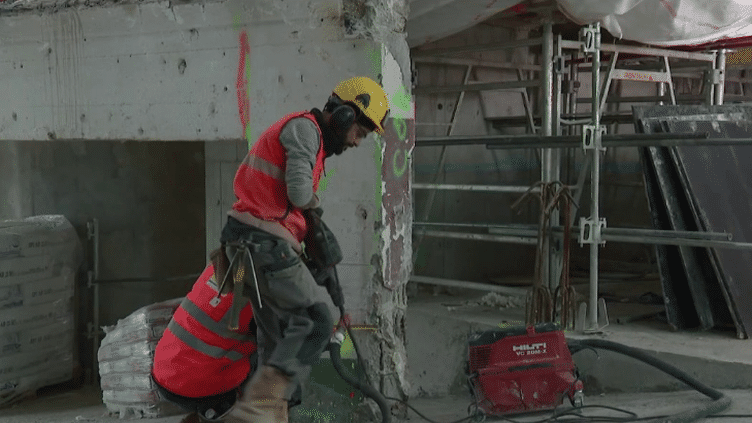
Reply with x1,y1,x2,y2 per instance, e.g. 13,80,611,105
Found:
330,325,346,345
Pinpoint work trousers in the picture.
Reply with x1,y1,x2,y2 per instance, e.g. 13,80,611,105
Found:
221,217,333,401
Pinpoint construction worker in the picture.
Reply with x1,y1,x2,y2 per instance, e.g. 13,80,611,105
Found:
151,263,259,423
153,76,390,423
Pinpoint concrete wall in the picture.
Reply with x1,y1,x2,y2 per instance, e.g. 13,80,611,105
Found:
1,0,414,407
0,140,206,377
0,140,206,305
0,3,245,142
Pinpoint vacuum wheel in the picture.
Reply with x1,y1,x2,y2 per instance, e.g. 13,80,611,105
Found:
467,403,486,423
570,390,585,408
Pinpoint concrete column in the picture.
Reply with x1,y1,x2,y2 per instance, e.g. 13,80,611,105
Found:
229,0,414,413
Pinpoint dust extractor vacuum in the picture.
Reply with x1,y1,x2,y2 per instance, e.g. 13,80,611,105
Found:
328,319,734,423
309,209,734,423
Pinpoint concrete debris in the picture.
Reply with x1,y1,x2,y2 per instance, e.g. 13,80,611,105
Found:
471,292,525,309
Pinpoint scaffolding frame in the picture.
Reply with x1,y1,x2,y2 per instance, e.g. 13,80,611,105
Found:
411,22,752,333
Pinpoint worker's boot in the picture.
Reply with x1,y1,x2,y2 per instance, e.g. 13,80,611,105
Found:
223,366,291,423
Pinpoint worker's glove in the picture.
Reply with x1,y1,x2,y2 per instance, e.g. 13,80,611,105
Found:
308,266,345,309
303,208,343,270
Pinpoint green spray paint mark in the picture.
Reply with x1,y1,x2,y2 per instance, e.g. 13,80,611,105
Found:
392,149,408,178
366,45,382,82
318,168,337,193
232,13,242,30
340,332,355,359
296,407,336,421
393,117,407,140
392,86,411,115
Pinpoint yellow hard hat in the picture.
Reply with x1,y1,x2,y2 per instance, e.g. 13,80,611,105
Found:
332,76,390,134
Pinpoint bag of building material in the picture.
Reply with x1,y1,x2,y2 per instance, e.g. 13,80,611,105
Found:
98,297,184,419
0,215,82,409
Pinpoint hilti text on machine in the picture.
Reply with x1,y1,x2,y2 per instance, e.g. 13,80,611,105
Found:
512,342,547,356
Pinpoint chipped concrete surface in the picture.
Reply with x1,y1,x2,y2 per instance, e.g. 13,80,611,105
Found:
342,0,408,42
369,39,413,410
0,0,168,13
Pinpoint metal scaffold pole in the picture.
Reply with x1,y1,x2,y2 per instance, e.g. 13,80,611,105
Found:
715,49,727,105
579,23,607,333
541,21,556,291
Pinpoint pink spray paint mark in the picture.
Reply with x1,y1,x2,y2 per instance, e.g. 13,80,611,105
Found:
237,31,251,136
660,0,678,18
510,3,528,14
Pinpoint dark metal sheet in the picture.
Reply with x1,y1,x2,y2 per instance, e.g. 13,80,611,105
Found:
644,144,715,329
637,146,699,330
666,146,735,329
633,104,752,339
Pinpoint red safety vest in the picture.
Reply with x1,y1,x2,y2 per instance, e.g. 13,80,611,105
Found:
231,111,326,243
152,264,257,398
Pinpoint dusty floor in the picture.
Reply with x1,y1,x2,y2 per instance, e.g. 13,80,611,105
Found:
3,278,749,423
2,385,752,423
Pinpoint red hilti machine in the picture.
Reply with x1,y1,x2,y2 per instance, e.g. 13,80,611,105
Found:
467,323,583,418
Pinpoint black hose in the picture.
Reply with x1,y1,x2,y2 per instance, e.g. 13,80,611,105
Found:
328,338,391,423
568,338,732,423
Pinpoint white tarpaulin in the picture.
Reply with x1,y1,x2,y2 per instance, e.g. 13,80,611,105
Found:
406,0,522,47
557,0,752,46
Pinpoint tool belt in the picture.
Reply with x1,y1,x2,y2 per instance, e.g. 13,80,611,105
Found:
209,238,263,332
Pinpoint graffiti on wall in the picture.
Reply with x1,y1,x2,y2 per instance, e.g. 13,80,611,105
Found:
381,115,414,290
379,83,414,290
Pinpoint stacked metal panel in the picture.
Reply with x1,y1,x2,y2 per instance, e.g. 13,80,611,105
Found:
0,215,83,407
634,105,752,339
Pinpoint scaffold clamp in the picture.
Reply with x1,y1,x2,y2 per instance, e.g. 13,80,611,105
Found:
580,25,601,54
582,125,606,150
579,217,607,246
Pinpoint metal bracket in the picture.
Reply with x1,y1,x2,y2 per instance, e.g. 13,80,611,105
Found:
554,55,566,74
707,68,724,84
580,26,600,54
579,217,607,246
582,125,606,150
575,298,610,333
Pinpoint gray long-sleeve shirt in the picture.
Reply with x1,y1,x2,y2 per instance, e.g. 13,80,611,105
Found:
279,117,322,209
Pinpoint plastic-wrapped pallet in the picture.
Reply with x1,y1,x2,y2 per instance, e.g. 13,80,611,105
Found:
0,215,82,408
98,297,184,419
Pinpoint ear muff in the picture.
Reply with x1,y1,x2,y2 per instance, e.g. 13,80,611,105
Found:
329,98,356,133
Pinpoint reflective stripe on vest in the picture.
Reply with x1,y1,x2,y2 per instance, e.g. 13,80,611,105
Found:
231,111,326,243
167,297,253,362
180,297,255,343
167,320,245,361
243,154,284,181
